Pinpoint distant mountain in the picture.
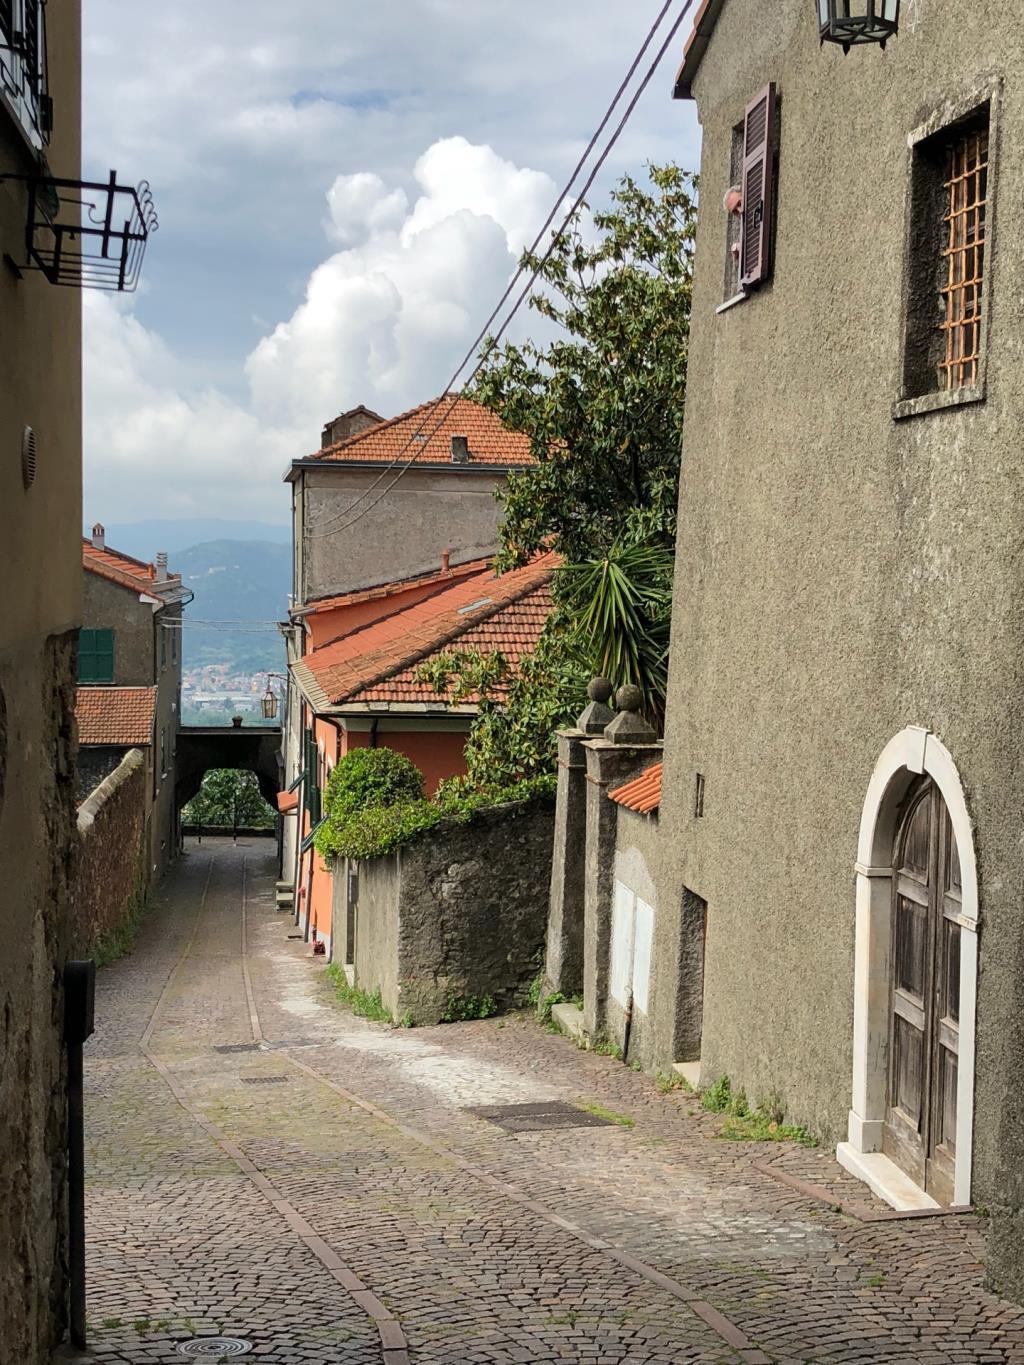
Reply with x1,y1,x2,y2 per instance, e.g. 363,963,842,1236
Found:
175,540,292,676
98,519,291,562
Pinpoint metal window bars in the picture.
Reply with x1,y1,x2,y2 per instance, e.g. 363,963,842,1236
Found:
938,130,988,392
3,170,158,291
0,0,51,146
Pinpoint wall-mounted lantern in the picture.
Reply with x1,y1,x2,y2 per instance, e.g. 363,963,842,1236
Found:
261,687,278,720
818,0,899,51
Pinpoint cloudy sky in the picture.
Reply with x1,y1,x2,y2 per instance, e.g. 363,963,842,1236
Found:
82,2,701,528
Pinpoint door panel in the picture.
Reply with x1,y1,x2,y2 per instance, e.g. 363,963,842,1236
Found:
883,779,960,1205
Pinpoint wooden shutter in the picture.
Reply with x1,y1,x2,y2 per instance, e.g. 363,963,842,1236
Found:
739,83,777,292
78,628,114,683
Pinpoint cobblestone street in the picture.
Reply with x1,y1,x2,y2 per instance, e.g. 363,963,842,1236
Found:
79,839,1024,1364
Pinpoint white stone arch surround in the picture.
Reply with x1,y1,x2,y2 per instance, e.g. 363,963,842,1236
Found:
837,726,977,1210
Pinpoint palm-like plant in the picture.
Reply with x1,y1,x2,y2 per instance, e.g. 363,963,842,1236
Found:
556,539,673,728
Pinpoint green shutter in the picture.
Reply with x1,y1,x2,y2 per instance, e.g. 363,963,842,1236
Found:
78,628,115,683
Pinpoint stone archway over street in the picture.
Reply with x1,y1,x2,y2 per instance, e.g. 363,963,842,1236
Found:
175,725,282,813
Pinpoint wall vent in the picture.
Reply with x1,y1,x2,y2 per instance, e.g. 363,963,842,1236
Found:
21,426,36,489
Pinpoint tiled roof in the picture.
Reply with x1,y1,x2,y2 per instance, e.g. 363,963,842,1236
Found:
82,539,181,595
608,762,663,815
76,686,156,747
309,396,534,468
293,552,558,710
277,790,299,814
305,556,493,615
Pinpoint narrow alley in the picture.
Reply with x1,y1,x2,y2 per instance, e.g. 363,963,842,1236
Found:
83,840,1024,1365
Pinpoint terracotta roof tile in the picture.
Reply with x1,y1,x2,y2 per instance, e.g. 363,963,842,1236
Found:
308,396,533,469
82,539,182,595
608,762,663,815
305,556,493,614
293,552,558,709
76,686,157,747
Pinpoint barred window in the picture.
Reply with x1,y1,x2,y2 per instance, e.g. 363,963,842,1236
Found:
898,100,993,415
938,130,989,392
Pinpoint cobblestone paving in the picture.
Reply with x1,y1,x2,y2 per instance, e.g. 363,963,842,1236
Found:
80,840,1024,1364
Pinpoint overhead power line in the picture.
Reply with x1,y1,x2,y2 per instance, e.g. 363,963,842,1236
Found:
306,0,694,542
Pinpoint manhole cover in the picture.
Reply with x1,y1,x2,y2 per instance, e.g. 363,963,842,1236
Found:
241,1075,289,1085
213,1043,261,1054
467,1101,616,1132
177,1339,252,1358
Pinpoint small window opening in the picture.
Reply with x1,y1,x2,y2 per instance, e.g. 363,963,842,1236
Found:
723,123,745,301
694,773,705,818
937,129,989,392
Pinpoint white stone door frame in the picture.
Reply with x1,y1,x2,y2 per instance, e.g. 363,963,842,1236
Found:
837,726,977,1210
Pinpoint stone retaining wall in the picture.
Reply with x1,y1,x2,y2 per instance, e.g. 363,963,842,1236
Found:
75,747,148,955
348,796,555,1025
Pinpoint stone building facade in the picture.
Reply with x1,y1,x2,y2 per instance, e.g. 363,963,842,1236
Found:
0,2,81,1358
652,0,1024,1293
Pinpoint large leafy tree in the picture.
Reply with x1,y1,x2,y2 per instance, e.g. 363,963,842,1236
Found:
423,166,696,774
475,163,696,569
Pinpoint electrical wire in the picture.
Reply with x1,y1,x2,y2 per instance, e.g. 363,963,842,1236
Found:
306,0,692,541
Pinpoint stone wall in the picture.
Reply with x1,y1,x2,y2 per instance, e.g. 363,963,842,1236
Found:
349,797,555,1025
74,749,148,956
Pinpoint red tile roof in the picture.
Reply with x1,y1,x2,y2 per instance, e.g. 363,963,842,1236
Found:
673,0,723,100
293,552,558,710
305,556,493,615
309,395,534,469
76,686,156,747
277,790,299,814
82,539,181,595
608,762,663,815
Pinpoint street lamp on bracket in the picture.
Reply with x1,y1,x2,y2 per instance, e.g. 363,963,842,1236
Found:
261,673,288,720
818,0,899,51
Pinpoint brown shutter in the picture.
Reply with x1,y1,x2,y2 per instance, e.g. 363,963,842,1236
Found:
739,83,777,291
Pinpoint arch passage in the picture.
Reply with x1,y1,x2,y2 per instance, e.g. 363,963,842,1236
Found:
175,726,282,813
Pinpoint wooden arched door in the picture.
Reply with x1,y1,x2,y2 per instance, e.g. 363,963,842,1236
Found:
883,778,962,1205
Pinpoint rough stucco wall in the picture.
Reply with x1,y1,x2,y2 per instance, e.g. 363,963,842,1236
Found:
83,572,153,685
395,800,555,1024
351,799,554,1025
301,464,508,602
74,750,148,955
353,856,401,1017
656,0,1024,1271
607,816,661,1064
0,3,82,1358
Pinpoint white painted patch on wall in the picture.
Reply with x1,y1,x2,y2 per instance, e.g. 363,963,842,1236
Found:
610,878,655,1016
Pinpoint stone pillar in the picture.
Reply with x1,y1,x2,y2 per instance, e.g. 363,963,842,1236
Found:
582,686,661,1039
544,680,614,997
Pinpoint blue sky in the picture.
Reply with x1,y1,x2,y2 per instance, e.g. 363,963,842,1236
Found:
82,2,701,526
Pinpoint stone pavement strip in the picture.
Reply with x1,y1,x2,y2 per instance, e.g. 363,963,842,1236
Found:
74,838,1024,1364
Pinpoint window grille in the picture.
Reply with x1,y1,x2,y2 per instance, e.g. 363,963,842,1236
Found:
938,130,989,392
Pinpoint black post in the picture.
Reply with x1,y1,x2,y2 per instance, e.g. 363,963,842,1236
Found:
64,960,96,1351
232,794,238,845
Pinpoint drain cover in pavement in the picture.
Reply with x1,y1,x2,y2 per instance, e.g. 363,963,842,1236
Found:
177,1339,252,1357
212,1043,261,1053
241,1075,289,1085
467,1101,615,1132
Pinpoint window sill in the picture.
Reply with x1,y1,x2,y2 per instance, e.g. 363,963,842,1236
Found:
716,292,747,316
893,386,985,421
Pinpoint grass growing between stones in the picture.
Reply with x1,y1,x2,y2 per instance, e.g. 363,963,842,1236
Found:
324,963,394,1023
92,885,149,968
579,1101,635,1127
700,1075,816,1147
440,993,498,1022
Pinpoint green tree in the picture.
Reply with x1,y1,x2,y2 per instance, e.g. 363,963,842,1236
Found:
474,162,696,568
183,769,274,829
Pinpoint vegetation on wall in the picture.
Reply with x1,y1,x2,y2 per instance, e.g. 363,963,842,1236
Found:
182,768,275,829
313,748,554,863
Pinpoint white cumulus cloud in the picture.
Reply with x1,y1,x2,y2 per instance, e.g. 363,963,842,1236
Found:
84,138,557,523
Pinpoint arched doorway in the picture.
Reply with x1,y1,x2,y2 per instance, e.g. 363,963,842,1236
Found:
838,726,977,1210
885,778,961,1206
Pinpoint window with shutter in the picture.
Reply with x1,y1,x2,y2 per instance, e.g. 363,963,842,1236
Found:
78,628,115,684
739,83,778,292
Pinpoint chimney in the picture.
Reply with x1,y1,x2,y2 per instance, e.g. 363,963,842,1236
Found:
450,435,469,464
321,405,384,449
91,523,105,549
155,551,169,583
440,549,451,573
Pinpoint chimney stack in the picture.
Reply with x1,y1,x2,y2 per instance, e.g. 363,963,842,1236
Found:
155,551,168,583
450,435,469,464
440,549,451,573
91,523,105,549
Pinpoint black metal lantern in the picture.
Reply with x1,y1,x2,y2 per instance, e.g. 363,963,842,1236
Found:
261,686,278,720
818,0,899,51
